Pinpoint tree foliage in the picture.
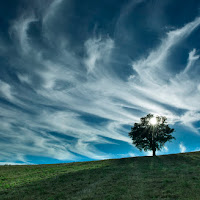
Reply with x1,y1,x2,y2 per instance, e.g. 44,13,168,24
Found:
129,114,175,156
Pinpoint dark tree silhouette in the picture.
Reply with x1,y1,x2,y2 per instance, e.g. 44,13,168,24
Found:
129,114,175,156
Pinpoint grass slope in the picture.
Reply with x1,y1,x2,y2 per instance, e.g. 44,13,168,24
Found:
1,152,200,200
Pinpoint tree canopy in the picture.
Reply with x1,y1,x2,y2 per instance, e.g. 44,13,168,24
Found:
129,114,175,156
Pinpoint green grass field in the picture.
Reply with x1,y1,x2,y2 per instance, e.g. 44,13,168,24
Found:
1,152,200,200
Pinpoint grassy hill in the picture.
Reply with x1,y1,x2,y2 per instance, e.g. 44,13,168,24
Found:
1,152,200,200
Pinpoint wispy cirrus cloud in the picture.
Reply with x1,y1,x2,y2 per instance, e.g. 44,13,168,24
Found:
0,80,14,100
0,0,200,164
179,143,186,153
10,14,38,53
129,17,200,130
84,37,114,73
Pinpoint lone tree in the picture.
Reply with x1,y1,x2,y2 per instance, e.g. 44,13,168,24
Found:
129,114,175,156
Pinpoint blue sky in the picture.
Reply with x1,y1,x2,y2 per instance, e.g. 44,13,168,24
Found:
0,0,200,165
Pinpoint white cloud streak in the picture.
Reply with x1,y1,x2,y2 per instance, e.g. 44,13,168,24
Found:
0,162,28,165
0,80,14,100
179,143,186,153
183,49,200,74
84,37,114,73
10,15,38,53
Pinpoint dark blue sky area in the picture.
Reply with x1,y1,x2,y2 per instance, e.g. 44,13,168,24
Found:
0,0,200,165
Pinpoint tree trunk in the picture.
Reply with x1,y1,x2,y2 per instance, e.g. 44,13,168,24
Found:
153,148,156,156
152,143,156,156
152,129,156,157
